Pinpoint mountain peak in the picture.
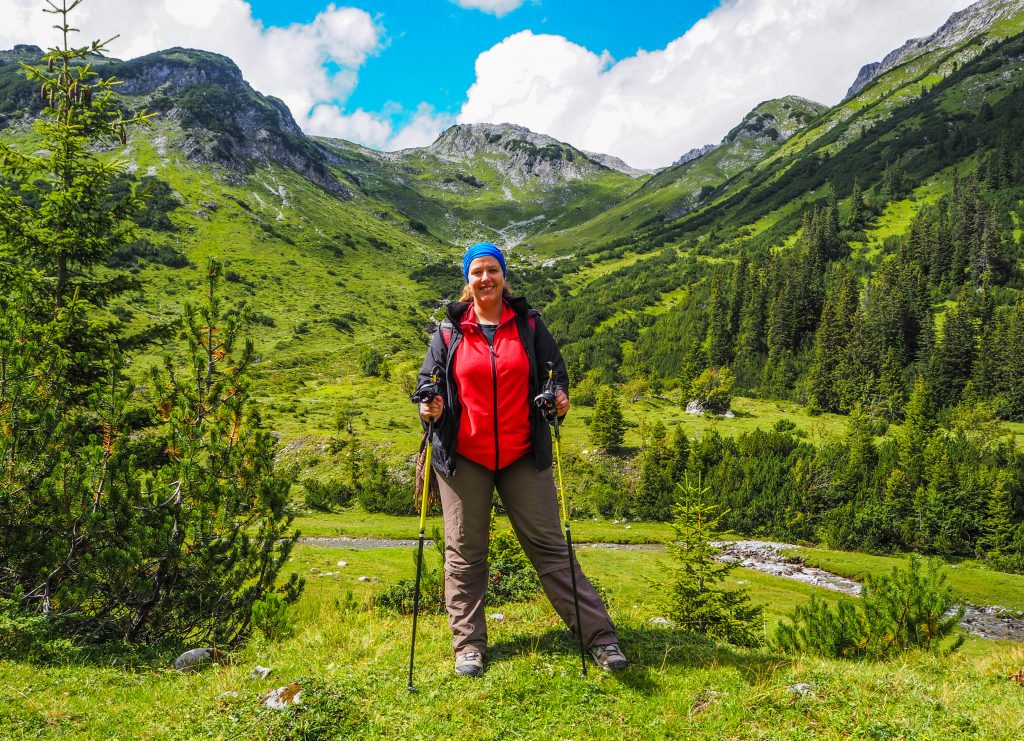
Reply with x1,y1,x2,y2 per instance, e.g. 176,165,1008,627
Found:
845,0,1024,99
723,96,826,146
423,122,630,184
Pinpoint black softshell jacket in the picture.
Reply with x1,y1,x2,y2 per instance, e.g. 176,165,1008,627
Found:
418,297,570,476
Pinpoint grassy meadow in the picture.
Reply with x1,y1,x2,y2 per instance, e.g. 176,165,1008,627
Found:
3,539,1024,739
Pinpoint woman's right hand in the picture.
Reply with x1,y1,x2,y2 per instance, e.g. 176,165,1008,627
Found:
419,396,444,423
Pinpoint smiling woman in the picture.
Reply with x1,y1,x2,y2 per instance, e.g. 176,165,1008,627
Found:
413,242,627,676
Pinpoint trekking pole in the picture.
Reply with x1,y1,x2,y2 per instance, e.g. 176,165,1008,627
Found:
536,363,588,677
408,367,440,691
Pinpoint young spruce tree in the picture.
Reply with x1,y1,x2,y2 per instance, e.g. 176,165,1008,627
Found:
659,474,764,646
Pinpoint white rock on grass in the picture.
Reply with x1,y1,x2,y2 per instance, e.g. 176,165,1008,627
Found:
337,561,348,567
263,682,302,709
649,617,671,625
491,613,505,621
251,666,272,679
173,647,221,671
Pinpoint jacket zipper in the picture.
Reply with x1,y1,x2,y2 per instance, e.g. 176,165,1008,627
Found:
490,336,500,471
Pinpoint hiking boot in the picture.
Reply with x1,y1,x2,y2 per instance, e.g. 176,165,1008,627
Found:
589,643,628,672
454,650,484,677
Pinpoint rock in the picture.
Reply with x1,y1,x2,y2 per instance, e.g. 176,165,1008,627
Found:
491,613,505,621
263,682,302,709
336,560,348,567
675,144,718,166
685,401,705,416
358,576,371,582
251,666,272,679
787,682,815,698
649,617,671,625
173,647,222,671
1010,668,1024,685
625,525,632,530
691,689,719,715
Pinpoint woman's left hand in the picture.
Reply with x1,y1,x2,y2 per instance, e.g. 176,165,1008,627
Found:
555,389,570,417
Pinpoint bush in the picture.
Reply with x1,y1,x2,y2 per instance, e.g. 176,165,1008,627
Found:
358,348,384,377
302,477,354,511
251,592,296,642
376,527,445,614
487,530,541,605
688,366,735,414
773,555,965,659
0,594,77,662
356,452,415,516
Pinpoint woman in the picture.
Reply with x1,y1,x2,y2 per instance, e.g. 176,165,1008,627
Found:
417,242,627,677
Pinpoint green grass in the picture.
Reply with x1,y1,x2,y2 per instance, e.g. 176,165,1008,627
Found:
3,543,1024,739
295,511,674,544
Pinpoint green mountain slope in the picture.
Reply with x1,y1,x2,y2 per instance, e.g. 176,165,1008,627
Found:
317,122,642,247
529,96,828,254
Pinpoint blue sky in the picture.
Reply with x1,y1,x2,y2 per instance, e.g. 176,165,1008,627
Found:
247,0,721,131
2,0,976,167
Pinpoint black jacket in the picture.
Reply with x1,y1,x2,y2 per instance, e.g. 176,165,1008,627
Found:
418,297,570,476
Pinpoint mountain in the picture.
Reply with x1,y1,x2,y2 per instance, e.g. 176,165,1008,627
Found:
527,95,828,251
845,0,1024,98
3,0,1024,451
315,123,641,246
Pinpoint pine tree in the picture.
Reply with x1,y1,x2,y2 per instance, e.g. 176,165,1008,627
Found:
659,475,764,646
847,178,866,230
705,271,733,367
979,482,1016,557
0,0,151,316
589,386,625,453
132,258,302,643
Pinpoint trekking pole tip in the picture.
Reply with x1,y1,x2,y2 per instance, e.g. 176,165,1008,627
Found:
407,683,415,692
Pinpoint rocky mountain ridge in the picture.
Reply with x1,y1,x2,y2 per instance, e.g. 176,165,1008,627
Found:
845,0,1024,98
424,122,620,185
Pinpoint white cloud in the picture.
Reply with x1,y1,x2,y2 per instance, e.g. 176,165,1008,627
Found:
450,0,525,17
1,1,382,112
306,102,454,151
0,0,401,144
458,0,974,168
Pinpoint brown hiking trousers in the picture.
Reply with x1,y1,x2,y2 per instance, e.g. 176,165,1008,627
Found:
436,453,618,655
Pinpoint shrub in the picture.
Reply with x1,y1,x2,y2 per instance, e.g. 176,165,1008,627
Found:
358,347,384,377
251,592,296,642
688,366,735,414
487,530,541,605
302,477,354,511
773,555,965,659
356,452,415,516
376,527,446,614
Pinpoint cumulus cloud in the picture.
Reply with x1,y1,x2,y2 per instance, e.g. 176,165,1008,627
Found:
0,0,435,151
306,102,454,150
449,0,525,17
458,0,973,168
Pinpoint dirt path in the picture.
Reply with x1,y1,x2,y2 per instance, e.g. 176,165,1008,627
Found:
301,536,1024,641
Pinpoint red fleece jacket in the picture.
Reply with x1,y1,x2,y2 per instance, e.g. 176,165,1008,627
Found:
454,301,532,471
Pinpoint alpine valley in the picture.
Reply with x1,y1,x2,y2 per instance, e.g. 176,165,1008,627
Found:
4,0,1024,555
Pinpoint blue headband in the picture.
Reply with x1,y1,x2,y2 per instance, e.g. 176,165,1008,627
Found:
462,242,506,280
